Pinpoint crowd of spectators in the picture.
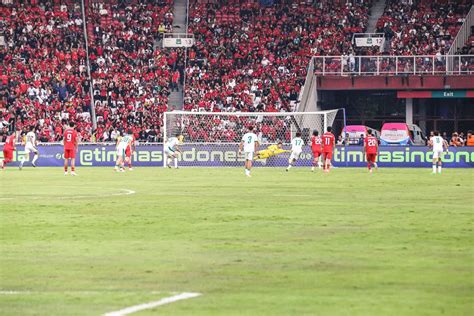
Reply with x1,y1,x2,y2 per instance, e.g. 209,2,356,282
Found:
174,113,295,143
455,26,474,55
1,1,92,142
0,0,174,143
434,130,474,147
183,0,372,115
87,0,175,142
316,0,474,75
1,0,473,144
376,0,472,56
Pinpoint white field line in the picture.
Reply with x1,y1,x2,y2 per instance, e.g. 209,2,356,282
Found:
103,292,202,316
0,290,31,295
0,189,135,201
111,189,135,196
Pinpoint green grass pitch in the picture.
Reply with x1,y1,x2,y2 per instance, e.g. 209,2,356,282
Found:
0,167,473,316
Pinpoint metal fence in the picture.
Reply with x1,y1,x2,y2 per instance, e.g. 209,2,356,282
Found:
312,55,474,76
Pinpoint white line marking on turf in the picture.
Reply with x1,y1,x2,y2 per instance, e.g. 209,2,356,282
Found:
1,189,136,201
111,189,136,196
103,292,202,316
0,291,31,295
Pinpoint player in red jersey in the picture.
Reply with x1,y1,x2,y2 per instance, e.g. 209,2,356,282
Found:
1,132,16,170
363,129,379,173
322,127,336,173
125,133,136,170
310,130,322,172
63,122,78,176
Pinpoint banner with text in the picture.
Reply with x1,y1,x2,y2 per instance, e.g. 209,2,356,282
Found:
1,145,473,168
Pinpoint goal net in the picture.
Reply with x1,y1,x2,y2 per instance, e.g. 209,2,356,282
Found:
163,110,343,167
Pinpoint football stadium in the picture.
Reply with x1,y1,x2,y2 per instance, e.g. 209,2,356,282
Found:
0,0,473,315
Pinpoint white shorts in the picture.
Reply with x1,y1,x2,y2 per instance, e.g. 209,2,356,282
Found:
432,150,444,159
116,146,126,157
25,144,38,154
289,150,302,161
165,147,176,156
243,151,254,160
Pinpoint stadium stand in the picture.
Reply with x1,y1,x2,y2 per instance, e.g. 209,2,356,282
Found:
1,1,90,142
184,0,372,114
1,0,473,143
0,0,174,142
456,25,474,55
376,0,472,55
86,0,175,142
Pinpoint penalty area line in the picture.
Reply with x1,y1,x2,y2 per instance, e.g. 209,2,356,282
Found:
103,292,202,316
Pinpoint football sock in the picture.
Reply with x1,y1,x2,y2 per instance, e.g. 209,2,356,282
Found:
245,168,250,175
32,154,38,165
368,163,371,170
432,164,436,173
438,165,442,173
287,165,292,170
174,158,178,168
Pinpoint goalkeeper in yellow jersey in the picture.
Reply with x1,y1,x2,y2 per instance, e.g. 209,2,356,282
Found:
254,141,289,160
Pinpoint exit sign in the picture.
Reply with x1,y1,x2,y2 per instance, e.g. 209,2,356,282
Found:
432,90,467,98
397,90,474,98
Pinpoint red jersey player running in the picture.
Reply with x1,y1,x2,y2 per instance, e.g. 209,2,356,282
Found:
63,122,78,176
310,130,322,172
363,129,379,173
1,132,16,170
322,127,335,173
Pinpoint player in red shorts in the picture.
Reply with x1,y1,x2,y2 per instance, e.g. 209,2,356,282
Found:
310,130,322,172
363,129,379,173
321,126,335,173
125,133,136,170
63,122,78,176
1,132,16,170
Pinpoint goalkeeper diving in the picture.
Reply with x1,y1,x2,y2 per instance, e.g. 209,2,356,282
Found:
254,141,290,160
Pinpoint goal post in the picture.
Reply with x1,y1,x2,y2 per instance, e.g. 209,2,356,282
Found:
163,110,344,167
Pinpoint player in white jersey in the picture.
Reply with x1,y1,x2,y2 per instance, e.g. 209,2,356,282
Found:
115,130,134,172
428,131,449,174
238,126,259,177
19,126,39,170
164,134,184,169
286,132,305,171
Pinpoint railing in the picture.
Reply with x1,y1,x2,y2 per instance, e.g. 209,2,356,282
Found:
311,55,474,76
448,5,474,56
